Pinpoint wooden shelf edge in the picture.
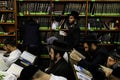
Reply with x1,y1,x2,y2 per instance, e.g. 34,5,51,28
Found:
88,0,120,2
87,30,120,32
0,10,14,12
40,55,49,59
16,0,50,2
0,23,15,25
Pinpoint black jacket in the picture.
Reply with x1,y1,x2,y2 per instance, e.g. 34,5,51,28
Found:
78,47,108,80
64,23,81,49
46,58,75,80
23,19,41,46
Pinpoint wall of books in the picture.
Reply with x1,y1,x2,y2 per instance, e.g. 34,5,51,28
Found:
87,1,120,45
0,0,120,48
0,0,16,47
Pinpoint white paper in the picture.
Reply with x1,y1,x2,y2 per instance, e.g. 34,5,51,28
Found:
7,63,23,77
20,51,36,63
76,72,92,80
0,58,9,71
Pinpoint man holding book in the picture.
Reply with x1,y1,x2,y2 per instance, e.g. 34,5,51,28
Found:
0,38,21,71
60,11,81,50
45,39,75,80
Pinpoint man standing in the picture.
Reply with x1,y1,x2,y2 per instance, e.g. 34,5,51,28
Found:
60,11,81,49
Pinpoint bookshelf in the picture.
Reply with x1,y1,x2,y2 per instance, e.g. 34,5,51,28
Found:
0,0,17,47
87,0,120,47
0,0,118,50
16,0,120,47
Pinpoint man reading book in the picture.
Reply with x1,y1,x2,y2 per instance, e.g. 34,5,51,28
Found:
0,38,21,71
45,39,75,80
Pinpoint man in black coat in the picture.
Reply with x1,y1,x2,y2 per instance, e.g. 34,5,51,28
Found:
22,18,41,55
61,11,81,49
45,39,75,80
70,34,108,80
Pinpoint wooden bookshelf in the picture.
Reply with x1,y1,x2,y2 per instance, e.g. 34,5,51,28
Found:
0,10,14,12
0,0,17,45
0,0,119,50
87,0,120,46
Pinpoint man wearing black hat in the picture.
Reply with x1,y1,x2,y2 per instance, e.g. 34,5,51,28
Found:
60,11,81,49
70,34,108,80
45,39,75,80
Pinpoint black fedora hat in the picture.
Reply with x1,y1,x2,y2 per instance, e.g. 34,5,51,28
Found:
68,11,79,20
49,39,72,52
109,49,120,61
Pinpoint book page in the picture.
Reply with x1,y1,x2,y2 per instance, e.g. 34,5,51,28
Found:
0,57,9,71
70,49,86,60
76,72,92,80
73,64,93,78
7,63,23,78
20,51,36,63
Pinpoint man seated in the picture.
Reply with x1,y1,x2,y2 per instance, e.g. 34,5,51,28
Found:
0,38,21,71
45,39,75,80
100,49,120,80
18,65,67,80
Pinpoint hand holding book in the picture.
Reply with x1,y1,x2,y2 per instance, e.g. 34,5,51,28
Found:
70,49,86,62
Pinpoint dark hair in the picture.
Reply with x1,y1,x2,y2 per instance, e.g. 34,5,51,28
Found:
109,50,120,61
4,38,16,47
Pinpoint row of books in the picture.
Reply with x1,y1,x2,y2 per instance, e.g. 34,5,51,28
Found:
18,2,120,16
18,2,86,15
18,17,119,31
36,17,50,27
18,2,50,15
0,0,14,10
87,32,120,44
89,3,120,15
64,3,86,15
89,33,120,44
52,3,86,15
18,17,50,30
0,13,15,23
111,32,120,44
40,31,120,45
88,18,120,30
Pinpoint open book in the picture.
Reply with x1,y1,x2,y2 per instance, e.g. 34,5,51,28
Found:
19,51,37,66
70,49,86,61
100,65,113,77
7,63,23,78
73,64,92,80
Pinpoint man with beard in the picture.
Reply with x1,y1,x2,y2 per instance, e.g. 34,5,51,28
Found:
60,11,81,50
70,34,108,80
45,39,75,80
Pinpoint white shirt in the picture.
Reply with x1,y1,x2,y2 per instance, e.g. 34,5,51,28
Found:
3,49,21,66
50,74,67,80
0,71,17,80
0,49,21,71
